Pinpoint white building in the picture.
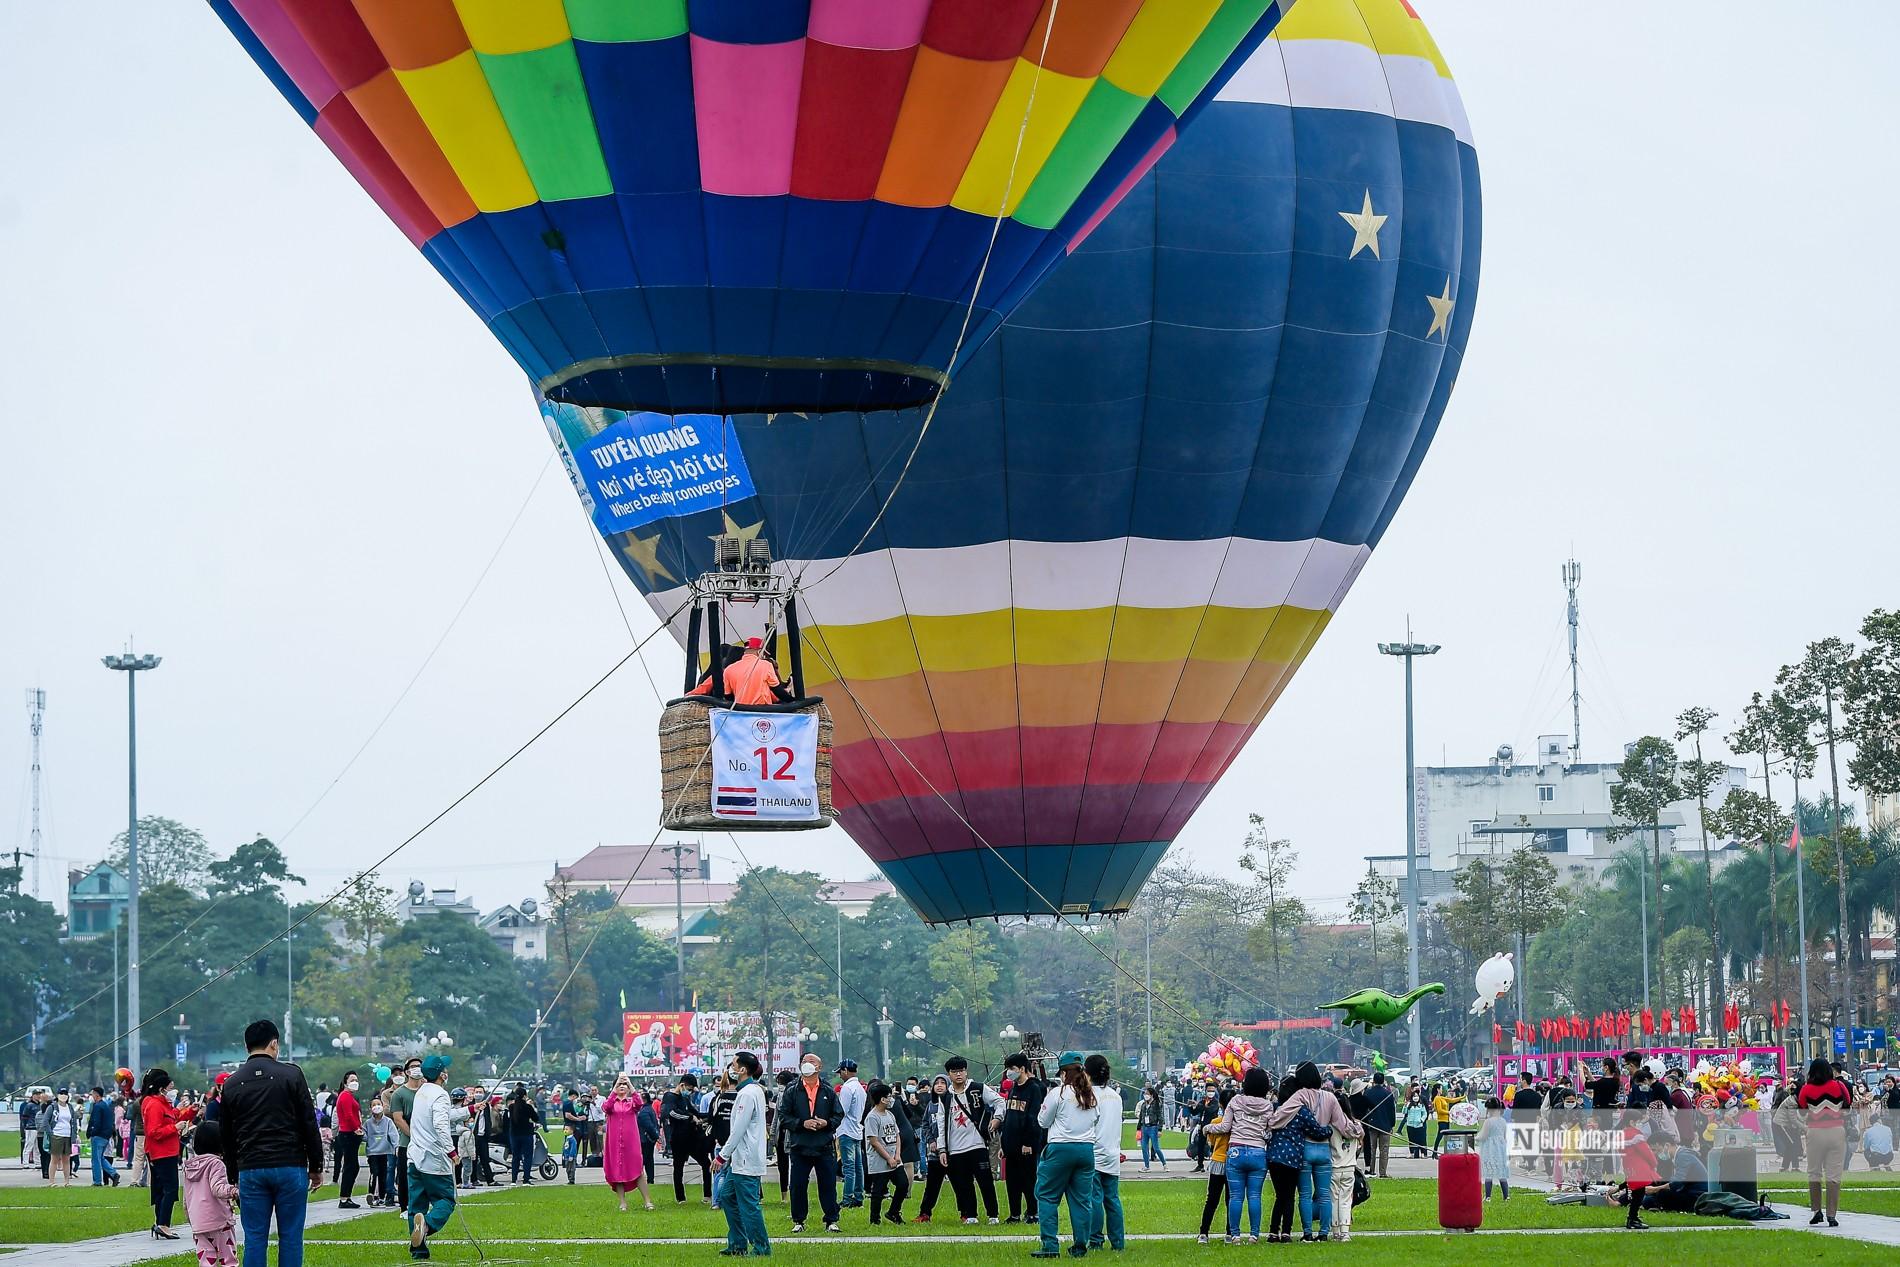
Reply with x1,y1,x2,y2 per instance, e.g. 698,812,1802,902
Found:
1371,734,1749,902
549,843,894,941
479,902,547,961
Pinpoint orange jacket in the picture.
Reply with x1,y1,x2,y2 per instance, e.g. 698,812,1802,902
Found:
723,653,782,706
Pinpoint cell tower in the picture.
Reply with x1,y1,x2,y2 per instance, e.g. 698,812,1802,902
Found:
1562,560,1582,764
26,688,45,899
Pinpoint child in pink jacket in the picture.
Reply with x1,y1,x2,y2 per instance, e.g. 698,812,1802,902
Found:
182,1120,239,1267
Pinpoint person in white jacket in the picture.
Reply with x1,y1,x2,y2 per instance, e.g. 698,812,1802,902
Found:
1031,1052,1104,1258
1085,1054,1125,1251
714,1051,770,1258
405,1055,469,1260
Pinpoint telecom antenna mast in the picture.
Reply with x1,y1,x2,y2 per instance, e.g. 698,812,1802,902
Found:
26,688,45,898
1562,560,1582,764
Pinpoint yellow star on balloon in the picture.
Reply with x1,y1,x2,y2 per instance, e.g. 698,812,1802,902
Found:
1338,189,1388,260
617,530,675,585
709,511,765,547
1425,276,1455,341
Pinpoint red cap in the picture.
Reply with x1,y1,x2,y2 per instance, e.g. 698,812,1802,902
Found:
745,637,763,649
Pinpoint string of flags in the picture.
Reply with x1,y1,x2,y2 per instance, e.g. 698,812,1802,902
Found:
1493,1000,1794,1047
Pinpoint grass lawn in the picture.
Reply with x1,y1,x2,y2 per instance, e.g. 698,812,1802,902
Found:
143,1232,1885,1267
1763,1187,1900,1217
1756,1170,1898,1187
0,1183,158,1242
304,1178,1733,1241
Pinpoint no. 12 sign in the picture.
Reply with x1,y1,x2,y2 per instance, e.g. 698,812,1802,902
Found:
708,710,821,823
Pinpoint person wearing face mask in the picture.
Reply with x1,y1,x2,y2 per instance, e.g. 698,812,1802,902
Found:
780,1052,845,1233
140,1068,199,1238
901,1079,928,1183
714,1051,771,1257
46,1089,76,1187
388,1058,424,1209
662,1074,714,1203
364,1097,399,1206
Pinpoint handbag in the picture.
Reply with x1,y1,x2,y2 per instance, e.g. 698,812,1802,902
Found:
1351,1168,1370,1207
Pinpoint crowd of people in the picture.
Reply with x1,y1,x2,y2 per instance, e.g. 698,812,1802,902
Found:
16,1033,1898,1256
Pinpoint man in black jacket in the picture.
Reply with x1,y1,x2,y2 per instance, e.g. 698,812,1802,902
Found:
780,1053,844,1232
662,1074,713,1204
220,1019,325,1267
1360,1073,1397,1178
998,1053,1045,1223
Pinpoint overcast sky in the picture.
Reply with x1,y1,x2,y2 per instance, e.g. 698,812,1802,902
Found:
3,2,1896,924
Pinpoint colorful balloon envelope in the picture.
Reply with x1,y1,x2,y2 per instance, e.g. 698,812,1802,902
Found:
209,0,1297,414
546,0,1481,923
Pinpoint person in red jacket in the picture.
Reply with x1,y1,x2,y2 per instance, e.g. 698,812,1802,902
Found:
1618,1121,1659,1231
141,1068,197,1240
335,1071,365,1208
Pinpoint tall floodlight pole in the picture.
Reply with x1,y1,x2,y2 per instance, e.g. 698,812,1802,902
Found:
103,652,161,1075
1378,628,1440,1079
1562,560,1582,765
26,689,45,899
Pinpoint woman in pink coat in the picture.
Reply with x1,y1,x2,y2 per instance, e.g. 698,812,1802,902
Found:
603,1074,655,1212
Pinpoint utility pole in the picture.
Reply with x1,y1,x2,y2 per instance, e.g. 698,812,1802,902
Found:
103,651,160,1075
1379,624,1440,1079
1144,903,1154,1076
25,689,44,899
662,841,696,1009
843,900,851,1071
1562,560,1582,764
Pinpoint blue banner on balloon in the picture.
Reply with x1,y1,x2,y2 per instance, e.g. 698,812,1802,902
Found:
564,411,755,534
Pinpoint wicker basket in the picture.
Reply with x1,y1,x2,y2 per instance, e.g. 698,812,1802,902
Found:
658,697,835,831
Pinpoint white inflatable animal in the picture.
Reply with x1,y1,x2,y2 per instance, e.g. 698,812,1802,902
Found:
1468,951,1515,1015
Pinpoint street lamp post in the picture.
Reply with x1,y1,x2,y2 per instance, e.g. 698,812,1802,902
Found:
103,651,161,1075
877,1007,894,1080
1378,629,1439,1080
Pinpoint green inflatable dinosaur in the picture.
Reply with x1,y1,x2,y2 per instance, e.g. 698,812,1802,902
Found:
1321,983,1446,1033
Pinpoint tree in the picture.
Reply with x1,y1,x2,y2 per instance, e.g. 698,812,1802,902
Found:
1781,637,1856,1026
1240,815,1307,1067
107,817,213,893
929,926,1001,1046
1609,737,1680,1007
1675,706,1726,1019
1497,849,1564,1017
694,868,837,1064
0,866,64,1086
386,916,532,1060
208,837,303,898
1347,866,1402,989
1846,609,1900,795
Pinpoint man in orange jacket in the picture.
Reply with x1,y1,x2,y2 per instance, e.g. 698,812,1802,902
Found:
724,638,793,706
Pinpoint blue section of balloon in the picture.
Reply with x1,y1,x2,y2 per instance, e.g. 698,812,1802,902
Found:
625,97,1481,586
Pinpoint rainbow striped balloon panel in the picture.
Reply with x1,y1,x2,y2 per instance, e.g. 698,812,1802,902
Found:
564,0,1481,923
209,0,1291,415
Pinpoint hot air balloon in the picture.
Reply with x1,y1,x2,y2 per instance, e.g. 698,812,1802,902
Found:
550,0,1481,922
208,0,1295,414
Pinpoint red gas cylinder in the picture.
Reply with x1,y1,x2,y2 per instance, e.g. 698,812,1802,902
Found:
1436,1133,1483,1231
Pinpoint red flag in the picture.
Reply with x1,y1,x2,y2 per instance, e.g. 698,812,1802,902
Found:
1571,1013,1584,1039
1780,1000,1793,1027
1618,1010,1631,1036
1787,821,1801,851
1724,1002,1739,1034
1659,1008,1674,1034
1640,1006,1654,1035
1681,1005,1697,1035
1493,1022,1503,1045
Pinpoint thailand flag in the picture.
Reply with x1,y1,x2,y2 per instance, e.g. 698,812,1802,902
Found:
716,786,758,815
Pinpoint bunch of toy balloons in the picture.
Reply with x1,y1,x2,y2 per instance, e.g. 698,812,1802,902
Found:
1199,1035,1260,1081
